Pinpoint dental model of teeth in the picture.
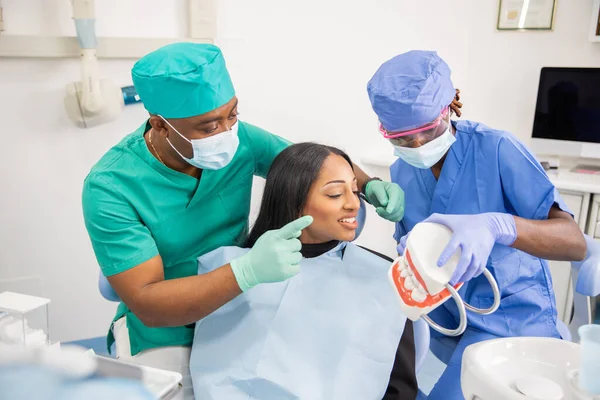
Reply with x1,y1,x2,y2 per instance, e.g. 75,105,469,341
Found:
388,222,463,322
398,257,427,302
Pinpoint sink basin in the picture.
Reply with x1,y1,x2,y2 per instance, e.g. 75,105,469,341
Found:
461,337,580,400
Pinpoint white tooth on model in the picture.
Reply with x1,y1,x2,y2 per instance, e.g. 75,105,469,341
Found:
399,260,407,271
400,269,411,278
411,287,427,303
404,278,416,291
410,275,419,287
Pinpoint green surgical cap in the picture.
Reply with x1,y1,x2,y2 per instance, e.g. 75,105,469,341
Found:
132,42,235,119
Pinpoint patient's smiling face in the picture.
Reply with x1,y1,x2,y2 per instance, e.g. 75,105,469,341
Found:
300,154,361,244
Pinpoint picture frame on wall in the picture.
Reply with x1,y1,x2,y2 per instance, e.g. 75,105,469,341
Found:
590,0,600,42
497,0,557,30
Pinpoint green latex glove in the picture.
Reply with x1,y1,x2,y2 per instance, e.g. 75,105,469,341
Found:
231,216,313,292
365,180,405,222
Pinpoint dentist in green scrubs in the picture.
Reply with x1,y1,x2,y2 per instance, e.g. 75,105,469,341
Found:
82,42,405,399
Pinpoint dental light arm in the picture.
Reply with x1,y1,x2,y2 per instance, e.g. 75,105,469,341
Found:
79,47,103,114
73,1,102,114
65,0,124,128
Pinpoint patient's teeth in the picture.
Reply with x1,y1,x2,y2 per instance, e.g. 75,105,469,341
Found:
404,278,416,290
400,269,411,278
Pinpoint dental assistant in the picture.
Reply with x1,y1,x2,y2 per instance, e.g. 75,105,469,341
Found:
367,50,586,399
81,43,405,398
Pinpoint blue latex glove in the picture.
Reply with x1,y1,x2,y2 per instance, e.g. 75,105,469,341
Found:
231,216,313,292
398,213,517,284
365,181,405,222
396,234,408,256
425,213,517,284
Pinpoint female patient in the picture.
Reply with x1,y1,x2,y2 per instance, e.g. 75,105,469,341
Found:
190,143,417,400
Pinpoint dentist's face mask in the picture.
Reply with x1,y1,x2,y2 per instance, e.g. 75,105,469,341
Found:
392,125,455,169
381,107,456,169
159,115,240,170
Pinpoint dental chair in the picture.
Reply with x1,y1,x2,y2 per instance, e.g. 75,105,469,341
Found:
430,234,600,367
97,199,432,372
98,272,120,302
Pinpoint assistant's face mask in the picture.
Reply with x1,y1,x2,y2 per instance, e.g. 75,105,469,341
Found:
393,122,456,169
159,116,240,170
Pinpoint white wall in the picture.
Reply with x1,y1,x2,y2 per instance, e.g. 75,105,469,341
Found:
0,0,187,342
216,0,472,256
0,0,598,341
463,0,600,143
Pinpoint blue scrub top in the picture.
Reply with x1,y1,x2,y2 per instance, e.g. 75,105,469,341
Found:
391,120,567,338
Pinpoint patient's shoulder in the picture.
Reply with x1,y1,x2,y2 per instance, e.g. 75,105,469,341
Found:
197,246,249,273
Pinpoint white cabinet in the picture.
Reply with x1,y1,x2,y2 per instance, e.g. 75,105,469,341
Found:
548,190,600,323
558,191,588,229
588,195,600,238
586,194,600,319
547,190,590,322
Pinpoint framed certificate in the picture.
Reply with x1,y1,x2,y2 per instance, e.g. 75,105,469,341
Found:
497,0,557,30
590,0,600,42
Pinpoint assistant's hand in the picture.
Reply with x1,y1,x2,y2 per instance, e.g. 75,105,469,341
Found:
365,181,405,222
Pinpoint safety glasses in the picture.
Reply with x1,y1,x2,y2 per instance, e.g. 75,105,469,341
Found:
380,107,450,139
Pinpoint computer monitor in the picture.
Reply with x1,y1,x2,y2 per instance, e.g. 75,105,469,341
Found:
531,67,600,159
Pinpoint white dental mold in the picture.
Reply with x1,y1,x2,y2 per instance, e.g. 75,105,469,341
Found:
388,222,463,322
388,222,501,336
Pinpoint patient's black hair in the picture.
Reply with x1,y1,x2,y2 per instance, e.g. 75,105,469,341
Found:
244,142,353,248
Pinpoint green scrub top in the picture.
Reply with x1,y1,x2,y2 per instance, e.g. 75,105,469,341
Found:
82,121,290,355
